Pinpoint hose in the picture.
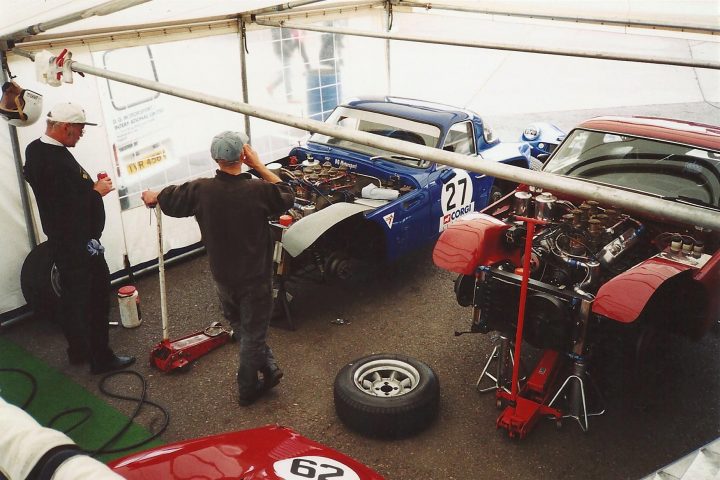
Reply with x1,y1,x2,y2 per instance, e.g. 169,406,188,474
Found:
0,368,169,457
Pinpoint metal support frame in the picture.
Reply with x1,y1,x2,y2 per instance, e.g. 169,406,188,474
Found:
476,334,523,394
238,18,252,142
10,46,720,232
1,0,152,43
548,358,606,432
7,2,381,53
250,0,331,15
393,1,720,36
384,1,392,94
547,297,605,432
255,19,720,70
1,54,37,250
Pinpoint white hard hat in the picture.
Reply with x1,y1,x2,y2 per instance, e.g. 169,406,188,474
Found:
0,81,43,127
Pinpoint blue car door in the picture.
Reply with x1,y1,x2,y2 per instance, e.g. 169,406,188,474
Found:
430,121,492,236
430,165,490,235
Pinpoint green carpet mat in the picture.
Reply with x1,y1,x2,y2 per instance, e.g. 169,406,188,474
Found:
0,336,162,463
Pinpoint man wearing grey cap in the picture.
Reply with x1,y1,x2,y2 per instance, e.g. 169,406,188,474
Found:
24,102,136,374
142,131,294,406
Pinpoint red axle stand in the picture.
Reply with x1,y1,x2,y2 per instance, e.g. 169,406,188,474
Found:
495,216,564,439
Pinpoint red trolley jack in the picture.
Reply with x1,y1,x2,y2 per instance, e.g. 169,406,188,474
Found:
495,216,564,439
149,205,233,372
490,215,605,438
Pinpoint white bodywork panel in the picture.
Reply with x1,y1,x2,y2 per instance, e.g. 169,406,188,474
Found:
282,203,374,258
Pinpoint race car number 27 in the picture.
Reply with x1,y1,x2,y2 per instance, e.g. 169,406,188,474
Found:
439,170,474,232
274,456,361,480
441,170,473,213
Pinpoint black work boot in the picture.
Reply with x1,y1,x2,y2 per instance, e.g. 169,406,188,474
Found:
237,367,261,407
238,383,262,407
260,364,283,391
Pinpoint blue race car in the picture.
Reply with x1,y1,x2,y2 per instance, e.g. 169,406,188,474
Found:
272,96,562,281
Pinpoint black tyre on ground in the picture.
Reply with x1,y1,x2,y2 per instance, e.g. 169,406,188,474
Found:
20,242,61,322
333,353,440,438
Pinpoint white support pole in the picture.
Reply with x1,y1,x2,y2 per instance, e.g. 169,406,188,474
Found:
384,1,392,94
394,1,720,36
249,0,331,15
11,47,720,231
238,18,251,142
1,55,37,249
1,0,152,42
155,205,169,341
254,20,720,70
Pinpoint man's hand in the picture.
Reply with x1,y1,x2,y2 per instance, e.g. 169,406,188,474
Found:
242,144,282,184
93,177,114,197
241,144,262,170
141,190,159,207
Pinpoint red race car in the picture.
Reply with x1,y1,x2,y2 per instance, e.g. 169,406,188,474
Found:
109,424,385,479
433,116,720,436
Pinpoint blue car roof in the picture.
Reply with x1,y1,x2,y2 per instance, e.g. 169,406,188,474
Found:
345,96,477,131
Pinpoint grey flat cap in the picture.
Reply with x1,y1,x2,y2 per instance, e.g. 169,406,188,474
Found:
210,131,249,162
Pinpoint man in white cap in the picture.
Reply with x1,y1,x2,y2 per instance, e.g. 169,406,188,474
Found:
142,131,294,406
23,102,135,374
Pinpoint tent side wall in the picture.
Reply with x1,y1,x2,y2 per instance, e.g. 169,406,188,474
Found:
0,121,34,319
0,6,389,318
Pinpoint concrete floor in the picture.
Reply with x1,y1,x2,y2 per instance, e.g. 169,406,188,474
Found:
3,102,720,479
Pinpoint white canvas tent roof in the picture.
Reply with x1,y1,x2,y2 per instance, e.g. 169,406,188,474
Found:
2,0,718,37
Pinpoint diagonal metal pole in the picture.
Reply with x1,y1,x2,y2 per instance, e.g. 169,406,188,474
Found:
394,1,720,36
254,19,720,70
10,47,720,231
1,0,151,43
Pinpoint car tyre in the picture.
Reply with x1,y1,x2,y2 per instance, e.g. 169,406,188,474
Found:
20,242,62,322
334,353,440,438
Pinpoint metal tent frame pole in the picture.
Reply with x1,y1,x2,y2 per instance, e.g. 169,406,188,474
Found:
253,19,720,70
11,47,720,231
1,54,37,250
238,18,252,142
393,1,720,36
1,0,151,43
250,0,332,15
384,1,392,94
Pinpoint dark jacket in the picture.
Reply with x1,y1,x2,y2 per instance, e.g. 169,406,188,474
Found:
24,139,105,256
158,170,294,286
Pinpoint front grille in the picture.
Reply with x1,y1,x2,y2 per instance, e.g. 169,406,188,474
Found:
474,269,581,349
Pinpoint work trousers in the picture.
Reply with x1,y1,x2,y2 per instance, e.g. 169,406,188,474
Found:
54,246,113,365
216,277,277,396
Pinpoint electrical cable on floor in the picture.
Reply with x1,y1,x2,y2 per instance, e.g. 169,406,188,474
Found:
0,368,37,409
48,407,93,434
0,368,169,457
91,369,169,456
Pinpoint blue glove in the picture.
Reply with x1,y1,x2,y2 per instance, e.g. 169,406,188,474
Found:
86,239,105,256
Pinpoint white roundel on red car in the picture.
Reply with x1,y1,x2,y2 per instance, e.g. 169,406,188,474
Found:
439,169,475,232
274,456,361,480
